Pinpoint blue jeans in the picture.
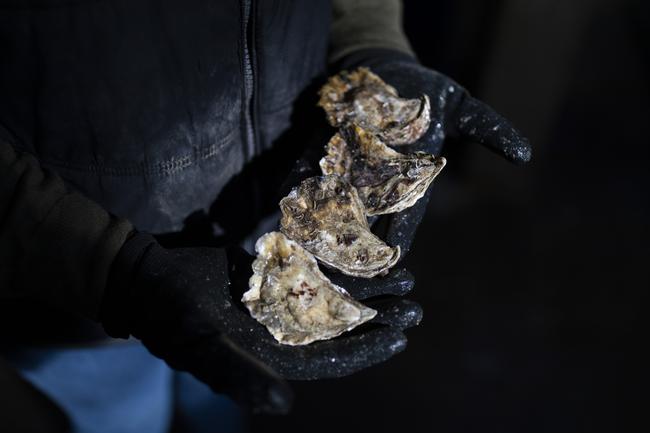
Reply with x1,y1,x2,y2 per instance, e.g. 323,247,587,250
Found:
5,341,245,433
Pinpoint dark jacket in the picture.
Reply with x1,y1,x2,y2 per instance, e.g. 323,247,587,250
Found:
0,0,411,344
0,0,330,233
0,0,331,344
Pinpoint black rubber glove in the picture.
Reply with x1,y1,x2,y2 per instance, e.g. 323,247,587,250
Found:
336,48,533,257
101,232,421,414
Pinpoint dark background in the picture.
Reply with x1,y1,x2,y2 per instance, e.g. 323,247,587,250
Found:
250,0,648,432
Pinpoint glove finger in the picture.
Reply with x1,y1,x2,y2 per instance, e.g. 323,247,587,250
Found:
454,95,532,164
178,333,293,415
325,267,415,300
382,187,433,258
367,298,423,330
264,326,407,380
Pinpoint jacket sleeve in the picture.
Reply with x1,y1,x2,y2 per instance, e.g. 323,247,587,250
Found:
0,133,133,320
328,0,415,64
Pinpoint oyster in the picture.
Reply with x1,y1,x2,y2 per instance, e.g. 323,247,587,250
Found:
243,231,377,345
320,125,446,216
280,175,400,278
318,67,431,145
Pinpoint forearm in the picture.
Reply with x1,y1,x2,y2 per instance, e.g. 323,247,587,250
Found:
0,134,132,320
329,0,414,64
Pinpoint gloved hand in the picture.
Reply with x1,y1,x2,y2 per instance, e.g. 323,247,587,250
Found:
335,48,533,257
101,232,422,414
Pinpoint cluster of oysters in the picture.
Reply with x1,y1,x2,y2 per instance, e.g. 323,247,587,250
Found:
242,68,446,345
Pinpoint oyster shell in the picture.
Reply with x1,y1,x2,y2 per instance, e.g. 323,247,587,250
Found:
320,124,446,216
318,67,431,145
280,175,400,278
243,231,377,345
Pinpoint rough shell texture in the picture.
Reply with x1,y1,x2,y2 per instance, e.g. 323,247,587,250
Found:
320,125,446,216
318,67,431,145
243,232,376,345
280,175,400,278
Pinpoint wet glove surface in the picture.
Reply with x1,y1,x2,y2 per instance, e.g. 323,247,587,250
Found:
336,48,533,258
101,232,421,414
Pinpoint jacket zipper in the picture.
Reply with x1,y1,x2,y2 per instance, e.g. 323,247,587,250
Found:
241,0,258,160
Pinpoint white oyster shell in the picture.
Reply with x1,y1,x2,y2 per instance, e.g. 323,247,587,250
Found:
243,231,377,345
